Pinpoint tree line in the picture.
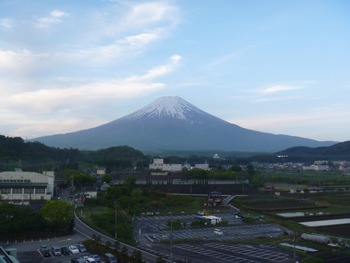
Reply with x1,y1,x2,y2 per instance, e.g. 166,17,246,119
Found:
0,200,74,241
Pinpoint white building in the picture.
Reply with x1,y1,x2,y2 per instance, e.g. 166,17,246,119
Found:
149,159,210,172
149,159,165,170
194,164,210,170
302,164,329,171
0,171,55,204
149,159,182,172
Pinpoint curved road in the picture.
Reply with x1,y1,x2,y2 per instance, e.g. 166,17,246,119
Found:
74,213,163,263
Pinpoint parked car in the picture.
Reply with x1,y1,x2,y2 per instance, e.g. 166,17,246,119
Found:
61,246,70,256
83,255,96,263
104,253,118,263
78,243,87,253
40,245,51,257
51,246,62,256
214,229,223,235
91,255,101,262
69,245,80,254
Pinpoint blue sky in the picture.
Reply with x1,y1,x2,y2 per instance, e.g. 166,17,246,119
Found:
1,0,349,142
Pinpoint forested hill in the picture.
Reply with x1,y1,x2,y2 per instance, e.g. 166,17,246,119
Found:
0,135,80,161
277,140,350,160
0,135,147,171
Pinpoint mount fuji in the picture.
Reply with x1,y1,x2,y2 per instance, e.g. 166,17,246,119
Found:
32,96,335,152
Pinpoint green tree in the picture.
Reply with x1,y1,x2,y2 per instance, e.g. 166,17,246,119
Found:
132,250,143,263
246,164,256,177
40,200,74,232
102,174,112,183
0,202,42,239
302,256,324,263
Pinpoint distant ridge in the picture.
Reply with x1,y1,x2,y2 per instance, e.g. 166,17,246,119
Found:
32,96,336,152
278,141,350,156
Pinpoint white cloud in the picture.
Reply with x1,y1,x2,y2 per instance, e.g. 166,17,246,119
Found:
1,54,180,122
88,1,179,41
56,29,169,69
260,85,302,94
35,10,69,28
0,1,182,139
123,1,179,29
204,44,260,70
0,18,14,29
0,49,49,80
135,54,181,80
228,84,305,103
124,30,163,45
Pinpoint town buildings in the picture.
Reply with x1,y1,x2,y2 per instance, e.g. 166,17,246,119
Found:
149,158,210,172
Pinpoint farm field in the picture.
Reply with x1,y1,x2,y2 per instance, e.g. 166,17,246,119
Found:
234,192,350,239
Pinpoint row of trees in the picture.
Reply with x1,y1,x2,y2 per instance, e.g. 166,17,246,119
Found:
0,200,74,240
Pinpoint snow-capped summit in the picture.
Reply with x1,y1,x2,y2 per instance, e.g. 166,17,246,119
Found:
32,96,335,151
124,96,206,121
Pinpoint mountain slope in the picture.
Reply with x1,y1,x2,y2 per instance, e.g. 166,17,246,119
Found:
32,96,336,152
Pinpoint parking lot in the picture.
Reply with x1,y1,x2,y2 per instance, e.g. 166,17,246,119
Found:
133,214,294,262
5,237,115,263
171,243,296,263
17,245,105,263
135,213,287,243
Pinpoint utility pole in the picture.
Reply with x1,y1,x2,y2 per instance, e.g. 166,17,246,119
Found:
170,212,173,262
29,181,32,205
115,200,118,239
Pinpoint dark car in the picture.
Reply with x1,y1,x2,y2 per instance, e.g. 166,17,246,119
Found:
71,257,85,263
61,246,70,256
104,253,117,263
40,245,51,257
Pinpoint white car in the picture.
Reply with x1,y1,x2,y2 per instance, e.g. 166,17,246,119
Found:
69,245,80,254
214,229,223,235
83,256,96,263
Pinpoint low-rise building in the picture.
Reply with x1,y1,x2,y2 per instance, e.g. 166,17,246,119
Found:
0,171,54,204
96,167,106,176
149,158,183,172
303,164,329,171
149,159,210,172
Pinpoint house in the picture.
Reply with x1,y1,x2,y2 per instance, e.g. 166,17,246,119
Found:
83,186,98,199
96,167,106,176
100,182,111,191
